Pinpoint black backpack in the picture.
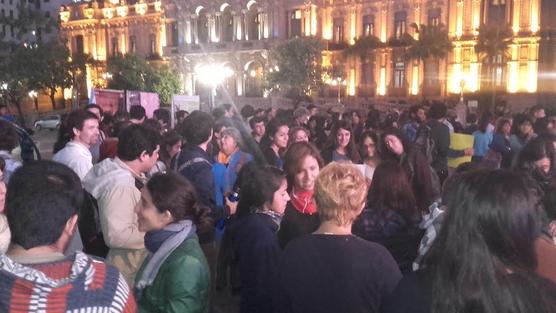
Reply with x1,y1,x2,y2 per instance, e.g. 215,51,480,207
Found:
413,124,437,165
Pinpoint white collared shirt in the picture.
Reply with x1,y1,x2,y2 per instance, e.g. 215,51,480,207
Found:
53,141,93,181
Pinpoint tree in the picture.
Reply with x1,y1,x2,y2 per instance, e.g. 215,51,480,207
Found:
406,23,452,96
343,35,383,60
474,25,513,110
107,54,182,105
266,37,324,100
146,65,182,106
29,41,73,109
0,45,34,125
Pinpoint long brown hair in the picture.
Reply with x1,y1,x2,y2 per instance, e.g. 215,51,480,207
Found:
284,142,324,192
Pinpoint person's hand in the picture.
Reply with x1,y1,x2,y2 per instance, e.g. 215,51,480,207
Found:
225,197,238,216
549,220,556,238
464,148,474,156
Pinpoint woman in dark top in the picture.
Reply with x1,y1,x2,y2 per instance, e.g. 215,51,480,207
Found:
321,120,361,164
353,161,424,273
229,165,290,313
277,162,402,313
490,118,512,168
278,142,323,248
260,118,289,169
383,170,556,313
379,127,436,211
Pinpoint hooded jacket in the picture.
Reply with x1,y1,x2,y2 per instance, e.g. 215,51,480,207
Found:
83,157,148,285
0,251,136,312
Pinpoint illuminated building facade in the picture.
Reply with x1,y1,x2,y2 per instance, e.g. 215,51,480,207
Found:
59,0,166,91
60,0,556,105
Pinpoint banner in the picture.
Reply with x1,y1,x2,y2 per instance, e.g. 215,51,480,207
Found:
448,133,474,168
126,91,160,118
90,89,125,116
171,95,200,128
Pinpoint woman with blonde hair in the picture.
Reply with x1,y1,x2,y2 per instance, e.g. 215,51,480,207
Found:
277,162,401,313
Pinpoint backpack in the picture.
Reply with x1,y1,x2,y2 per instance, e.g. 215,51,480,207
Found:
413,124,437,165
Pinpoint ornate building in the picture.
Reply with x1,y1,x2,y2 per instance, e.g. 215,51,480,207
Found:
60,0,556,107
59,0,166,91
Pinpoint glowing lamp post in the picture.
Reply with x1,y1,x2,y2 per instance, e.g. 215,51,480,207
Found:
195,64,234,110
329,77,346,104
28,90,38,111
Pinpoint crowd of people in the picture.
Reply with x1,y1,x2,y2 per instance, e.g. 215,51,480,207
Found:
0,100,555,313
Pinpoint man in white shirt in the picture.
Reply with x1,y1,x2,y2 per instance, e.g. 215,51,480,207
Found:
53,109,100,181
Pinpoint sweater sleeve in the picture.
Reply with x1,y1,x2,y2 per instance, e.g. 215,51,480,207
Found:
98,185,145,249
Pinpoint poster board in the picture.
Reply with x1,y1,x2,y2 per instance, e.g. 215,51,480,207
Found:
171,95,200,128
89,89,125,116
448,133,474,168
126,91,160,118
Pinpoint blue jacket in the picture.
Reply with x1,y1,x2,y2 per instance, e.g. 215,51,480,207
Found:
472,130,493,157
213,150,253,206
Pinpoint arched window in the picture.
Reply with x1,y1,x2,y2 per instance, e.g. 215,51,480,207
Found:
197,8,209,43
221,6,233,42
245,61,264,97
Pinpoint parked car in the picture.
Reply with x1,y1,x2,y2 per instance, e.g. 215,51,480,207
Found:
34,115,61,130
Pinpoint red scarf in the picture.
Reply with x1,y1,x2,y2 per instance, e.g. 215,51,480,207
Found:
290,188,317,215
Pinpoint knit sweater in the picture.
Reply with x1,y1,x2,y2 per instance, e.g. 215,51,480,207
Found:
0,251,136,312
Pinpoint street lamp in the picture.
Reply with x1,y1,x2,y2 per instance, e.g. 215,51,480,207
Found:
195,64,234,110
459,79,466,104
329,77,346,104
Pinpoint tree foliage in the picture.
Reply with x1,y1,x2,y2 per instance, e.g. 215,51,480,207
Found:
266,37,324,99
343,35,383,60
406,23,451,62
474,25,513,61
107,54,182,105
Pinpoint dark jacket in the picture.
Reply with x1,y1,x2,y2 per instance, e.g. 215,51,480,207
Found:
171,144,229,243
260,144,283,169
353,208,424,273
230,213,281,313
137,235,210,313
278,203,320,249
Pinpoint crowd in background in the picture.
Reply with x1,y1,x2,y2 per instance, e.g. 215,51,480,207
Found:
0,99,555,313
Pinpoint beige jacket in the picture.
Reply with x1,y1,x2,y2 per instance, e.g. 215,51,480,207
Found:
0,214,10,254
83,157,148,284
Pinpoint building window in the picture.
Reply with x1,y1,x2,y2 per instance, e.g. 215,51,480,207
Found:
362,15,375,37
129,35,136,53
333,17,344,43
491,0,506,5
393,61,405,88
169,22,178,47
149,34,156,55
75,35,84,54
8,0,12,5
1,9,4,17
45,11,50,18
10,25,14,37
394,12,407,39
9,10,13,18
428,9,441,27
361,59,374,84
289,9,302,38
112,37,119,55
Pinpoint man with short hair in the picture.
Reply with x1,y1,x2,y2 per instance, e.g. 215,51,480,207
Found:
129,105,146,124
87,104,106,163
83,124,161,284
249,116,266,143
292,107,310,127
0,161,136,312
403,105,426,142
53,109,100,180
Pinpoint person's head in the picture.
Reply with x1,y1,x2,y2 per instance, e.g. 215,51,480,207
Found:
179,111,214,146
249,116,266,138
289,126,310,143
517,116,534,136
350,111,361,125
159,130,182,164
264,118,289,150
117,124,161,172
367,161,417,220
427,170,546,313
66,109,100,148
219,127,242,156
176,110,189,124
6,161,83,251
237,164,289,218
478,111,493,133
515,137,554,175
284,142,323,192
410,105,426,123
531,105,545,119
114,109,130,122
135,172,211,233
240,105,255,120
293,107,310,125
314,162,367,226
86,104,103,121
221,103,236,118
129,105,147,123
359,131,379,160
495,118,512,136
428,101,447,120
307,104,318,117
153,108,170,129
0,120,20,152
380,127,411,158
331,119,354,150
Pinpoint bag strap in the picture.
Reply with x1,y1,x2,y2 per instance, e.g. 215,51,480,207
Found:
176,157,211,173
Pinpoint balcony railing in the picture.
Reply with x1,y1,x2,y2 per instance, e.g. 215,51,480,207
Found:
164,40,275,56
